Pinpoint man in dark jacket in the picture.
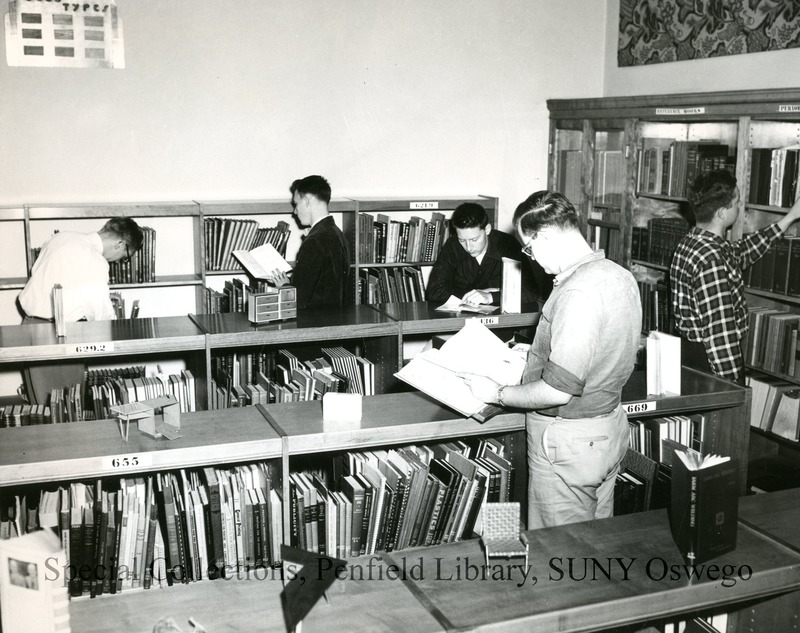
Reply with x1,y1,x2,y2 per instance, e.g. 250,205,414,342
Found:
285,175,350,309
425,202,548,306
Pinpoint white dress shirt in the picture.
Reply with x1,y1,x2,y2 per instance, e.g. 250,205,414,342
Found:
18,231,115,321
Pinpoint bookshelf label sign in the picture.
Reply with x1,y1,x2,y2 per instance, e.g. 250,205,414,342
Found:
104,453,150,471
474,316,499,325
410,202,439,210
779,105,800,112
623,401,656,414
74,342,115,354
655,107,705,115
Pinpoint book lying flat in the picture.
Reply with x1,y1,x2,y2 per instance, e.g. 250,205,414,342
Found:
435,295,499,315
232,243,292,280
395,319,525,422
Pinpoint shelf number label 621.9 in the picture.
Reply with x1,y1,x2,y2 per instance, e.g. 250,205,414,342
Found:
74,342,114,354
104,454,150,471
623,401,655,415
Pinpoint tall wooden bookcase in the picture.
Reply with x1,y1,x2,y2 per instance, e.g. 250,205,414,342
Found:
547,88,800,484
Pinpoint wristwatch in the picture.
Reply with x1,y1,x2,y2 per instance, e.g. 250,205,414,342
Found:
497,385,507,407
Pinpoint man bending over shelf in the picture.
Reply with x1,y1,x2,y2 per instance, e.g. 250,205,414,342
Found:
273,175,350,310
17,217,144,403
459,191,641,528
670,170,800,386
425,202,549,307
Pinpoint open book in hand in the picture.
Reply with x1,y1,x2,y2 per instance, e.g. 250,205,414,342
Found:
232,243,292,281
395,319,526,422
435,294,499,315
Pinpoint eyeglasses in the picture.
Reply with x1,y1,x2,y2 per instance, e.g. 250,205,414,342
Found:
520,232,538,257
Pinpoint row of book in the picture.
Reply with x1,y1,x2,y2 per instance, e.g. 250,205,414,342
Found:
745,234,800,297
0,438,514,598
0,404,51,427
204,218,291,272
745,306,800,377
748,373,800,441
638,279,672,334
637,139,734,198
631,217,690,266
358,212,449,265
109,226,157,284
628,414,705,465
208,347,375,409
288,438,512,560
358,266,425,305
749,147,800,208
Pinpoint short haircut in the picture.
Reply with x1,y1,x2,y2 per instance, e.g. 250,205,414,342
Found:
290,175,332,205
450,202,489,230
102,218,144,252
688,169,737,224
513,190,580,236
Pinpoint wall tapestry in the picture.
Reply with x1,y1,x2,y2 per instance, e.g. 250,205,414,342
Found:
5,0,124,68
618,0,800,66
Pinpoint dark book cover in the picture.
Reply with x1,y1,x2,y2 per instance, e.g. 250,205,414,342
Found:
200,467,224,579
670,456,738,564
341,475,365,557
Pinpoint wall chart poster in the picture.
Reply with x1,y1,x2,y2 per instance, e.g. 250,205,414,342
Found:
5,0,124,68
618,0,800,67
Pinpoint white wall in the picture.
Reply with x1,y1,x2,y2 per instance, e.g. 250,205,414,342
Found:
603,0,800,96
0,0,606,227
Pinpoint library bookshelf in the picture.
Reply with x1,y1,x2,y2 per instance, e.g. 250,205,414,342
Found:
547,88,800,482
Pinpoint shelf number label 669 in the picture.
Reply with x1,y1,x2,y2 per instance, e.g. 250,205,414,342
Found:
623,401,656,415
104,454,150,471
75,342,114,354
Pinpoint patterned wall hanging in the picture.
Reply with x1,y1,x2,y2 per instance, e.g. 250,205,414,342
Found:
619,0,800,67
5,0,124,68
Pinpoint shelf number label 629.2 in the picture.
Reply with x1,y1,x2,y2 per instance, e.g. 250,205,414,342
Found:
104,454,150,471
623,401,655,415
74,342,114,354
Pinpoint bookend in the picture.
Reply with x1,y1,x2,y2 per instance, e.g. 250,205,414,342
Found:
110,395,181,441
480,502,529,567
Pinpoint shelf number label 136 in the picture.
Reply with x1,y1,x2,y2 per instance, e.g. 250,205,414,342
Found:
103,453,150,471
74,342,114,354
623,401,656,415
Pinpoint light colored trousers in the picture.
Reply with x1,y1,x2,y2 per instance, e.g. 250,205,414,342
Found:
526,406,629,529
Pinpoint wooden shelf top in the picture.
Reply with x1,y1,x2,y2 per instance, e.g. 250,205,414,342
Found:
738,487,800,553
189,307,400,346
261,391,525,455
0,406,282,486
374,301,540,334
0,316,206,362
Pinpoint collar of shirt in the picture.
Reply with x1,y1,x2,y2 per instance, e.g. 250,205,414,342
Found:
553,250,606,287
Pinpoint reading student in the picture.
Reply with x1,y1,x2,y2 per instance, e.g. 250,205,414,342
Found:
274,175,350,309
18,217,144,404
671,169,800,385
425,202,545,306
459,191,641,528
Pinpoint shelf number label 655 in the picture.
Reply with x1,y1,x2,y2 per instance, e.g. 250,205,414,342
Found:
75,342,114,354
623,401,656,415
104,454,150,471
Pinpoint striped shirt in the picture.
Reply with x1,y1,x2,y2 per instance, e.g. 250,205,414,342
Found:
670,224,781,382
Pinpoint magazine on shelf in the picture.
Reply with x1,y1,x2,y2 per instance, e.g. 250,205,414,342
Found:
395,319,525,422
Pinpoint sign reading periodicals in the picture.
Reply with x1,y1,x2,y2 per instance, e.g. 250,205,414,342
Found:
5,0,124,68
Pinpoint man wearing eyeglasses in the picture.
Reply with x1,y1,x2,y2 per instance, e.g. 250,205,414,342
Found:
425,202,548,307
459,191,641,529
18,217,143,404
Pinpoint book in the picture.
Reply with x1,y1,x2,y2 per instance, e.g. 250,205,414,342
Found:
232,242,292,281
669,449,738,564
435,295,499,315
646,331,681,396
395,319,526,422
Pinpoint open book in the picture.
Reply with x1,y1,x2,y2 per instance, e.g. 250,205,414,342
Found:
232,243,292,280
395,319,525,422
435,295,499,315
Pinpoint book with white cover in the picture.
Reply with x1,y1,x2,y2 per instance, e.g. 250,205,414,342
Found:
647,331,681,396
395,319,525,422
232,243,292,280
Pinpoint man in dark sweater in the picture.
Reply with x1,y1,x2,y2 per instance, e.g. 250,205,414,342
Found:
284,175,350,309
425,202,547,306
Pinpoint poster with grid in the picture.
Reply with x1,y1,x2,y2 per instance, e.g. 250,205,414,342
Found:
5,0,124,68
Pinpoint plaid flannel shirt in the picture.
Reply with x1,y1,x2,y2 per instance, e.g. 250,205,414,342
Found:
670,224,781,382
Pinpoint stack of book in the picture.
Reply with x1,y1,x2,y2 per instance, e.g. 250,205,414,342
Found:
0,404,51,427
109,226,157,284
749,147,800,207
204,218,291,271
358,266,425,305
358,211,448,265
745,235,800,297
